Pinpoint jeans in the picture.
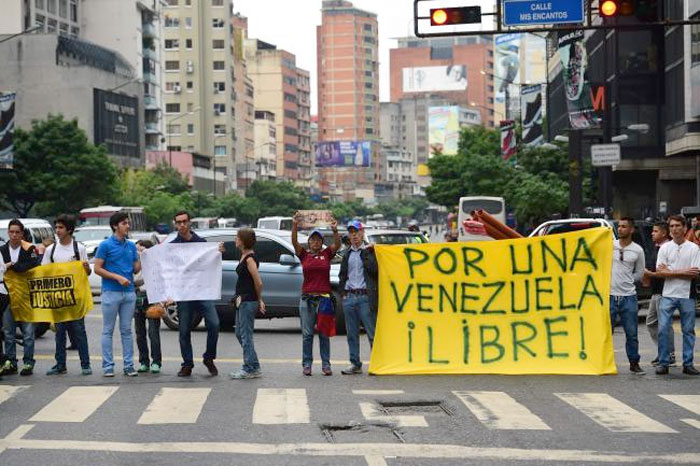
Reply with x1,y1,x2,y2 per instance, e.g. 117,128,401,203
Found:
658,297,696,367
55,318,90,369
235,300,260,373
645,294,675,355
2,304,35,366
177,300,219,368
299,296,330,369
342,293,376,368
609,295,640,364
101,290,136,371
134,309,161,366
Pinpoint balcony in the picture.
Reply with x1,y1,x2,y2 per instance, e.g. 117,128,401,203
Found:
143,71,157,84
145,121,159,134
142,23,156,39
142,47,157,61
144,95,159,110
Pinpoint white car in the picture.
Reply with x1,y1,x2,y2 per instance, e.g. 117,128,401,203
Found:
528,218,616,238
74,226,114,258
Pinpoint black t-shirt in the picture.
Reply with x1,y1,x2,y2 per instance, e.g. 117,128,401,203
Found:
235,254,260,302
648,244,665,295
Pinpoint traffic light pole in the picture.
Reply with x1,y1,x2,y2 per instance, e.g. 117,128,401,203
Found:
568,130,583,218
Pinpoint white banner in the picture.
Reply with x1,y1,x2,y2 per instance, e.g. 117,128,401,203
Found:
141,243,222,303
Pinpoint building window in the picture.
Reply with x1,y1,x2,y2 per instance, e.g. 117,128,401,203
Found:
212,39,225,49
185,17,192,28
187,124,194,135
165,103,181,114
165,60,180,71
185,0,191,5
47,0,56,14
164,16,179,27
35,0,44,9
186,81,193,90
35,14,45,31
165,82,181,92
213,81,225,92
167,124,181,135
47,18,57,33
164,39,179,50
212,18,224,28
212,0,224,5
213,103,226,114
166,0,178,5
213,60,225,70
70,0,77,21
59,0,67,18
283,92,297,103
70,26,78,37
59,22,68,35
364,23,372,31
214,125,226,135
214,145,226,155
185,38,193,49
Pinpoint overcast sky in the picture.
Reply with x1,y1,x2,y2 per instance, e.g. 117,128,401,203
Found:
233,0,415,115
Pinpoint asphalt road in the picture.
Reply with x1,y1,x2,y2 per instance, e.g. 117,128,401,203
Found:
0,305,699,466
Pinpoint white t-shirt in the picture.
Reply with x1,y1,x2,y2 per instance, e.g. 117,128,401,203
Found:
611,240,645,296
9,244,20,264
1,244,22,295
0,260,5,294
657,240,700,299
41,240,88,265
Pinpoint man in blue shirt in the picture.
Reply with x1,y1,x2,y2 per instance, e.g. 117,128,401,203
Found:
170,210,224,377
94,212,140,377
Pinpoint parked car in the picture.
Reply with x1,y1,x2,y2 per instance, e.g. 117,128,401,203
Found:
364,229,429,245
0,218,54,245
528,218,616,238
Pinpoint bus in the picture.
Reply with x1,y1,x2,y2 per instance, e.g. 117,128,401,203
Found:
79,206,148,232
457,196,506,241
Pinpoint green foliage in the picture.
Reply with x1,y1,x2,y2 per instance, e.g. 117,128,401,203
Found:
0,114,119,216
245,180,312,217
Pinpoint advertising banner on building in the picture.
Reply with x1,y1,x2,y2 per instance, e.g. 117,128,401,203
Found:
0,92,16,170
429,106,460,156
369,228,616,375
500,120,517,160
494,34,521,119
314,140,371,167
557,30,602,129
93,88,140,158
521,84,544,146
402,65,468,93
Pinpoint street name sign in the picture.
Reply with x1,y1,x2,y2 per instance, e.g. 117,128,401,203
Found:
502,0,585,27
591,144,621,167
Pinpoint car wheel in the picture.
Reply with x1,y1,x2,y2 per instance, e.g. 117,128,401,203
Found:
332,291,346,335
34,322,51,338
161,303,203,331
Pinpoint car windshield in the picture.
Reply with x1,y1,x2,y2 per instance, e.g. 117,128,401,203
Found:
367,233,427,244
74,229,113,241
544,222,603,235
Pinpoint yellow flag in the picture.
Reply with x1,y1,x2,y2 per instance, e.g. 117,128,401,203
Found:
4,261,93,323
369,228,616,375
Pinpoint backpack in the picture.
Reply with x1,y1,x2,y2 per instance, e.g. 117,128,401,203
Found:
48,239,81,263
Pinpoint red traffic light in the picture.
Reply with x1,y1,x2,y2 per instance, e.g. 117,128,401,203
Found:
600,0,618,16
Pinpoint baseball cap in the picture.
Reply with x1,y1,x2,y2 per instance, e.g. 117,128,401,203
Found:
309,229,324,239
347,220,364,231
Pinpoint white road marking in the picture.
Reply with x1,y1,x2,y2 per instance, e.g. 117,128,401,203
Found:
29,386,119,423
453,391,551,430
659,395,700,416
0,385,28,406
359,402,428,427
252,388,310,424
681,419,700,429
138,388,211,425
2,425,700,464
555,393,676,433
353,390,404,395
365,455,389,466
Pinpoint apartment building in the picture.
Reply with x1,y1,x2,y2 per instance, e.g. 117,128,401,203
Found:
231,12,256,191
254,110,277,180
317,0,380,203
0,0,81,36
297,68,313,189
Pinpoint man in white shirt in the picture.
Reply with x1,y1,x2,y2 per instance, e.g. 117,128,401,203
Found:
41,214,92,376
648,215,700,375
610,217,646,374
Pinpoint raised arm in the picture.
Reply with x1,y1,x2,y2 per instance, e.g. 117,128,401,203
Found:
329,219,341,255
291,212,303,256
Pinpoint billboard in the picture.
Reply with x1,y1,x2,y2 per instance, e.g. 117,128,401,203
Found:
557,30,602,129
93,88,140,158
0,92,16,170
429,106,460,156
315,141,371,167
521,84,544,146
402,65,467,93
500,120,517,160
494,34,521,119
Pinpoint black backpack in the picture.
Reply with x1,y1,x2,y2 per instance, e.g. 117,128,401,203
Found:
48,240,81,263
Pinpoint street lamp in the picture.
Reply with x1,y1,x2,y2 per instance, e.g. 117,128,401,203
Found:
166,107,200,166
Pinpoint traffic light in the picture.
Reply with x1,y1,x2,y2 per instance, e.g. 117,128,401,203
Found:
598,0,658,21
430,6,482,26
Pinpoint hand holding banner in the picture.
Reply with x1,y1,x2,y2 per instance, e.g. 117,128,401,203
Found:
369,228,616,375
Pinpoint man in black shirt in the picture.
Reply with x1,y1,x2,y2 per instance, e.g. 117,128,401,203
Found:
644,221,675,365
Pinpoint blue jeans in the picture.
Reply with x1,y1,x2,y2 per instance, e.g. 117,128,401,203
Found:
101,290,136,371
658,297,696,367
299,296,330,369
342,293,376,368
235,301,260,373
2,305,35,366
55,318,90,369
178,300,219,367
609,295,640,364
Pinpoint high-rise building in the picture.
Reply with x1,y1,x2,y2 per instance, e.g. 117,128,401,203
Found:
253,110,277,180
231,12,256,191
245,38,309,186
160,0,236,193
390,36,495,126
0,0,82,36
297,68,313,189
317,0,380,203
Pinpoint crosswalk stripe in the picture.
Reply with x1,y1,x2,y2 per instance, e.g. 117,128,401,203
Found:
137,388,211,425
681,419,700,429
555,393,677,433
252,388,310,424
453,391,550,430
0,385,28,406
659,395,700,416
29,386,119,423
359,402,428,427
353,390,405,395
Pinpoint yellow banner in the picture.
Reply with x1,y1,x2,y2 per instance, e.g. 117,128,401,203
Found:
4,261,93,323
369,228,616,375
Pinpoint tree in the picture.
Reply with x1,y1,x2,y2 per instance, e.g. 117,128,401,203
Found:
245,180,311,217
0,114,119,216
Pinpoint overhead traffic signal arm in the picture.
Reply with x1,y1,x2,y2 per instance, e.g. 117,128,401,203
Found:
598,0,658,20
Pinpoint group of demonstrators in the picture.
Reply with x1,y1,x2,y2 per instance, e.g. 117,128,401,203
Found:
611,215,699,376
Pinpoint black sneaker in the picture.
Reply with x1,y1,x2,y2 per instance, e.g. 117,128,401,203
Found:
669,354,677,367
682,365,700,376
629,362,645,375
1,361,17,375
19,363,33,376
650,357,659,367
655,365,669,375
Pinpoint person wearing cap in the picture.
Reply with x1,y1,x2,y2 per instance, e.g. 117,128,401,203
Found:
407,220,420,232
338,220,378,375
291,213,341,376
